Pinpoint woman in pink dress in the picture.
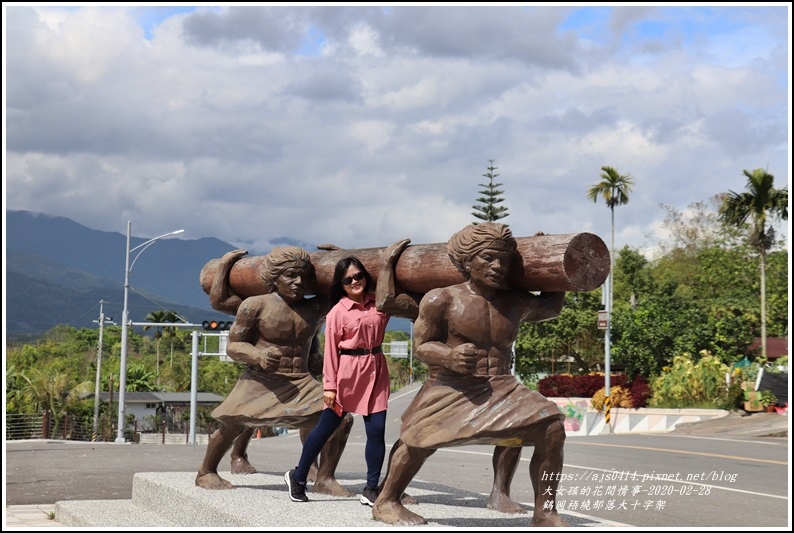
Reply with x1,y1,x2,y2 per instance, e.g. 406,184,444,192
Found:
285,240,413,508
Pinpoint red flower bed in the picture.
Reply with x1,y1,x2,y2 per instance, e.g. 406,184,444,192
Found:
538,373,650,408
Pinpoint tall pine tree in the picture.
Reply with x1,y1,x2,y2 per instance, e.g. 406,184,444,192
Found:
472,160,509,224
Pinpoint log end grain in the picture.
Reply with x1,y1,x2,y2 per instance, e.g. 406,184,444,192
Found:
562,232,611,291
508,232,610,292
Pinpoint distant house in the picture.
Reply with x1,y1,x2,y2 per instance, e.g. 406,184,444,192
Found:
90,391,225,431
746,337,789,361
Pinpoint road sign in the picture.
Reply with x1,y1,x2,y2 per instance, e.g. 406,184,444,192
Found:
386,340,409,359
597,310,609,329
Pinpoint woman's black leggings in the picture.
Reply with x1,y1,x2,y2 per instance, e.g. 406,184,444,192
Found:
294,408,387,489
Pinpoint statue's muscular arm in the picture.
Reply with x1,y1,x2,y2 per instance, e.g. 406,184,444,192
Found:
375,238,420,320
225,297,278,368
209,249,248,315
519,291,566,323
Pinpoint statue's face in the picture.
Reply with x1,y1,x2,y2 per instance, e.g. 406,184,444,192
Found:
469,247,512,288
275,266,308,302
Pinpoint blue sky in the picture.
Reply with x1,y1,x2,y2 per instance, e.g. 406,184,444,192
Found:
134,5,198,39
3,3,790,257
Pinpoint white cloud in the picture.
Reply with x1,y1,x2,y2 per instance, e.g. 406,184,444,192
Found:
3,4,790,260
348,22,383,57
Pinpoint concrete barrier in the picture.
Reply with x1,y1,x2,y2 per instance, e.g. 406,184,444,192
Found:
548,397,729,436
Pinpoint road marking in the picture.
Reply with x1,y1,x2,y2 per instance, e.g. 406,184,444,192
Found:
651,433,786,446
566,441,787,465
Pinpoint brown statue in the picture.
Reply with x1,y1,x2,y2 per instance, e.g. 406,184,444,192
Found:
372,222,571,526
195,246,354,495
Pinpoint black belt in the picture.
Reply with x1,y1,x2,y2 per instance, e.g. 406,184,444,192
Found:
340,345,382,356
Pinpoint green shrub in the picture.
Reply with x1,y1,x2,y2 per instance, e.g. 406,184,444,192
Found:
734,360,762,381
648,351,731,408
760,390,778,407
518,373,540,391
716,369,745,410
767,356,788,373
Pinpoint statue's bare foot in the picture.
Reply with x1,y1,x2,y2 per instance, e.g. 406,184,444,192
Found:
487,492,527,514
311,477,353,497
230,457,257,475
195,472,235,490
372,500,427,525
531,512,570,527
400,492,418,505
307,465,318,483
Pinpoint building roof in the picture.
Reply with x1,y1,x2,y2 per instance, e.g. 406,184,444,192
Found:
747,337,789,360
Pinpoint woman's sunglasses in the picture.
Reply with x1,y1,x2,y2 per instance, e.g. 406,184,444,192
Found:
341,272,365,286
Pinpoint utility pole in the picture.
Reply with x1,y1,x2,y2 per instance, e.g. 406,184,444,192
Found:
92,300,107,439
601,275,612,435
108,374,114,425
92,301,116,440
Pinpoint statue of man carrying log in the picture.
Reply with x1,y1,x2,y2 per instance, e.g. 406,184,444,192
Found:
194,245,356,494
372,222,572,527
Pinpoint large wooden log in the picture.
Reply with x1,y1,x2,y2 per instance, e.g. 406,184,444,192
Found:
199,233,609,298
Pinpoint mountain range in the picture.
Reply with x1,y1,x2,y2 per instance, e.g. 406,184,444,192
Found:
5,210,252,338
5,210,411,339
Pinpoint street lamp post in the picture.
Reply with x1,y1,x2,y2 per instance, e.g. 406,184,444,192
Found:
116,221,184,443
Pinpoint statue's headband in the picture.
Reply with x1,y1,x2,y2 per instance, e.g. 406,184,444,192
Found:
479,239,516,253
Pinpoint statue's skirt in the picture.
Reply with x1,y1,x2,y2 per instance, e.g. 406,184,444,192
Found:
212,368,324,427
400,374,565,448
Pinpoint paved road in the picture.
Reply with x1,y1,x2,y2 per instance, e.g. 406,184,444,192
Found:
4,383,790,528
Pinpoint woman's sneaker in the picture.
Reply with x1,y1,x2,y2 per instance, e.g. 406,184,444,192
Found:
285,469,308,502
360,486,380,506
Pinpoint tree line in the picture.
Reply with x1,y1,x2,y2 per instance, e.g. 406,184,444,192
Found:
479,163,787,380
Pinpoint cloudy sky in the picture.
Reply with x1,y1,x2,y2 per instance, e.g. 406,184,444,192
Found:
3,3,791,258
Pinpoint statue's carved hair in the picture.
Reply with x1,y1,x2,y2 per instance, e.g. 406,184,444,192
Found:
447,222,517,277
260,246,315,293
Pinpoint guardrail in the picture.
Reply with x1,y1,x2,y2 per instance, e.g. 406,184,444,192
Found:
5,413,46,440
5,412,96,441
5,411,221,444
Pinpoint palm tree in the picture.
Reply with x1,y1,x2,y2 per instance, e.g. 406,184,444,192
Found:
6,365,33,413
143,310,169,381
587,165,634,415
587,166,635,281
125,364,157,392
719,168,788,360
24,368,71,414
162,310,182,369
18,368,92,435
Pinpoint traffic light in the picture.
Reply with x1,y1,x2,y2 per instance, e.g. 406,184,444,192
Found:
202,320,232,331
